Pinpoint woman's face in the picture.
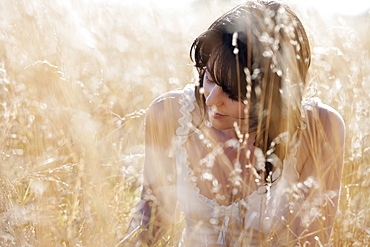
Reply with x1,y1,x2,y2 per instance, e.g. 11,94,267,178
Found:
202,70,245,133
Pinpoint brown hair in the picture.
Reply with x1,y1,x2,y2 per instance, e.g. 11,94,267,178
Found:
190,0,311,181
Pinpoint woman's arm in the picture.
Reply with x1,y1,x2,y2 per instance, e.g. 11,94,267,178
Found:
293,102,345,246
124,93,181,246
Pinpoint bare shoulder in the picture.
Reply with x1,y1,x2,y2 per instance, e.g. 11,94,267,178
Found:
297,99,345,174
316,100,345,141
145,87,188,142
303,98,345,141
150,89,183,111
149,89,183,115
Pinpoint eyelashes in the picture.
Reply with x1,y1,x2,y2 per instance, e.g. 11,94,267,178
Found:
204,70,240,101
204,71,215,84
228,94,239,101
224,89,239,101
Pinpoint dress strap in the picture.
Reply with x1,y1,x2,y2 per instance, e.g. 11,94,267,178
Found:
169,84,196,172
176,84,196,137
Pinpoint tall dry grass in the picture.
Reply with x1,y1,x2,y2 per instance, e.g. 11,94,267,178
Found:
0,0,368,246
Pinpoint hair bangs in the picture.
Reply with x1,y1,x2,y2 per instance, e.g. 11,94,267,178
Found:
207,42,245,101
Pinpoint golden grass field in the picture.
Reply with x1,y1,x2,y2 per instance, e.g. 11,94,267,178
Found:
0,0,369,246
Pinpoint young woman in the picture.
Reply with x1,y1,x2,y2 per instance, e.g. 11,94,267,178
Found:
125,1,345,246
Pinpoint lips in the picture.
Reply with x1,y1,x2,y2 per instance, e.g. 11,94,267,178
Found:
212,112,227,119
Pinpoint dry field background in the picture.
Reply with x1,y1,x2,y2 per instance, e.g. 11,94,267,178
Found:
0,0,369,246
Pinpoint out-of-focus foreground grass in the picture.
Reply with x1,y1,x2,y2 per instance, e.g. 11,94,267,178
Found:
0,0,368,246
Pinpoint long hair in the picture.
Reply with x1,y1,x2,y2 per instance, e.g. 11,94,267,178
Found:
190,0,311,182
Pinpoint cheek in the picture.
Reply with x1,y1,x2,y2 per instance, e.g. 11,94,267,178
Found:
202,81,211,98
233,102,246,116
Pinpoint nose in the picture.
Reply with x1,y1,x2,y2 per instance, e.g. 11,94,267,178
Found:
205,84,224,108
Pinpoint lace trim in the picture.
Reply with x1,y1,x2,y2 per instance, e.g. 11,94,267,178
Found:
293,96,322,178
175,85,269,209
176,84,305,208
176,84,196,137
175,84,309,242
302,97,321,112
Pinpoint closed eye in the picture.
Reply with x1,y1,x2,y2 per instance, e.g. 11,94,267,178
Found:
205,70,239,101
205,71,215,84
228,95,238,101
226,92,239,101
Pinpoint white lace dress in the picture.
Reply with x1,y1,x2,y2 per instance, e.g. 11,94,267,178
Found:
173,84,304,246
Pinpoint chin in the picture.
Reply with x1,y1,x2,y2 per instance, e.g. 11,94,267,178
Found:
209,121,232,131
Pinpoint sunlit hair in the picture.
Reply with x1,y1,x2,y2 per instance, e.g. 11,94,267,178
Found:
190,0,311,181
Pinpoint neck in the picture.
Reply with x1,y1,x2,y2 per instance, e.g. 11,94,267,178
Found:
212,127,257,147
